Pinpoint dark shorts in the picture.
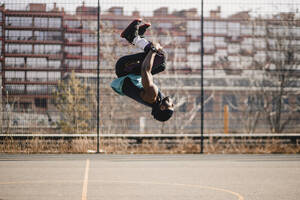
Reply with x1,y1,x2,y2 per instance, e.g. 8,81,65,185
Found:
115,51,167,78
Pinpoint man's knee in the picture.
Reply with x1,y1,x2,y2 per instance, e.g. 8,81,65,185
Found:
115,56,126,77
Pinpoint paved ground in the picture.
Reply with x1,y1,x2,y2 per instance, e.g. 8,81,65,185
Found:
0,154,299,200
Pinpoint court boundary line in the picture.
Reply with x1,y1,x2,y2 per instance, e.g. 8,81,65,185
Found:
0,179,244,200
81,159,90,200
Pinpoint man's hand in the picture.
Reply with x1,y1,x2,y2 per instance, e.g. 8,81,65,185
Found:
153,43,162,51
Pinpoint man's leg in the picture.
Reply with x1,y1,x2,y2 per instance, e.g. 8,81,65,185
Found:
115,53,146,78
116,20,167,77
115,50,167,78
132,36,167,75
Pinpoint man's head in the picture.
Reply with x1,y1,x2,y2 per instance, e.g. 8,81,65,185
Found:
152,96,174,122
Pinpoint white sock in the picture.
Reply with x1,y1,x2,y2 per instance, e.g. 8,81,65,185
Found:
133,36,149,50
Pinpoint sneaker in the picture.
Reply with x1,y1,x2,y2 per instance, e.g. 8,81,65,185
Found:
120,19,142,44
138,23,151,37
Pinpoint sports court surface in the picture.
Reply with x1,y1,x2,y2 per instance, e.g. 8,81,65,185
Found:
0,154,299,200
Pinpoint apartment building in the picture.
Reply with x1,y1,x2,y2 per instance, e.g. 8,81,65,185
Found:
2,3,98,112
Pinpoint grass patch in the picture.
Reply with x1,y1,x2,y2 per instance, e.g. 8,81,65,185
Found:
0,137,299,154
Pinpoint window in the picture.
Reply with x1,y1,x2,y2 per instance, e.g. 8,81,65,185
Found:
113,20,130,29
254,38,266,49
35,98,47,108
204,37,215,51
65,46,81,55
101,33,114,44
6,44,32,54
157,22,173,29
187,20,200,30
21,44,32,53
100,46,113,53
241,24,253,35
187,20,200,39
254,25,266,36
254,51,266,62
297,97,300,112
6,30,32,40
34,44,45,54
83,60,97,69
111,8,123,16
6,16,19,26
173,36,186,43
228,22,240,36
158,35,172,46
48,18,61,28
5,71,25,81
228,44,240,54
48,72,61,81
215,49,228,59
45,45,61,54
187,42,200,52
27,85,47,94
5,57,25,67
187,55,200,69
66,59,81,68
241,56,253,67
27,71,47,82
34,17,48,28
268,51,284,62
21,17,33,27
48,60,61,69
171,61,186,70
204,21,214,34
6,16,32,27
272,97,289,112
293,26,300,37
247,96,264,111
34,31,62,41
215,37,226,47
204,55,214,66
65,20,81,28
179,102,187,112
222,94,238,112
47,31,62,41
215,21,227,34
65,33,81,42
196,95,214,112
267,39,277,49
6,85,25,94
82,33,97,43
82,20,97,30
83,47,97,56
27,58,47,68
172,48,186,59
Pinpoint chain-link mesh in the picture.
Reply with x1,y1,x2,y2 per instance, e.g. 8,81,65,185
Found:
1,0,300,137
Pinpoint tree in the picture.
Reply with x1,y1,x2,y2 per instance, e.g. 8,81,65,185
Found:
256,13,300,133
53,71,96,134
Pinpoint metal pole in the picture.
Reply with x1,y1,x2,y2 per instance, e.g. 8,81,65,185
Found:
200,0,204,154
96,0,100,153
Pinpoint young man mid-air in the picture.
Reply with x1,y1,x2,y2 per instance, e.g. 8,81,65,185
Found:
111,19,174,122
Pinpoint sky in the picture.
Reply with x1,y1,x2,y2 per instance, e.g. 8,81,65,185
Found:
3,0,300,17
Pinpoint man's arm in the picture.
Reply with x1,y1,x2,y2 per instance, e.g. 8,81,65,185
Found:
140,48,159,103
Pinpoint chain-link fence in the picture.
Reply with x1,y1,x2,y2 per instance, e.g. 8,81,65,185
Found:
1,0,300,138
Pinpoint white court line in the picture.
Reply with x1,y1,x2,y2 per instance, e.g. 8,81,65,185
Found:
81,159,90,200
